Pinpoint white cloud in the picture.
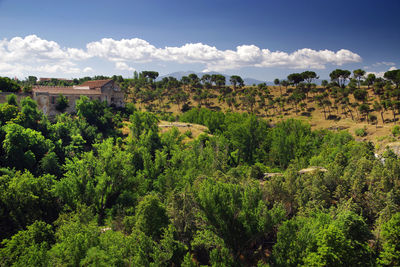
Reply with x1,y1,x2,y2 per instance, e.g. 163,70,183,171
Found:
366,66,397,78
365,61,396,70
86,38,362,71
83,67,94,73
115,62,135,72
0,35,91,77
89,40,362,71
0,35,363,77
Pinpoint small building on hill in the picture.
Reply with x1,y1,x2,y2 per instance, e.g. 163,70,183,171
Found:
32,79,124,116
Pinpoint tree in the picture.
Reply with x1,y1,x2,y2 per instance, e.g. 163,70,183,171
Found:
353,69,366,89
54,138,138,222
353,89,368,102
27,76,38,84
75,96,116,134
0,77,20,92
365,73,376,89
379,212,400,266
230,75,244,91
212,74,226,88
196,178,285,262
2,123,52,171
135,194,169,240
359,103,370,122
281,80,289,94
384,69,400,88
20,96,42,129
55,94,69,112
201,74,212,88
0,170,58,241
0,103,20,125
188,73,200,87
321,80,328,89
274,212,373,267
0,221,54,267
6,94,18,106
373,101,385,124
301,71,318,84
329,69,351,87
274,78,282,96
287,73,304,86
142,71,159,83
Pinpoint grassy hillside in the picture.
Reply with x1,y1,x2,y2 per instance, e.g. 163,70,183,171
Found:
130,82,400,151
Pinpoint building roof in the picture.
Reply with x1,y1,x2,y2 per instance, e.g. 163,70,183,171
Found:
33,86,102,95
80,79,113,89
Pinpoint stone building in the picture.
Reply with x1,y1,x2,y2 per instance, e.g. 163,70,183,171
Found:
32,79,124,116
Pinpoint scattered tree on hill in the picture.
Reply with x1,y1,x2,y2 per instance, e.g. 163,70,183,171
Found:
330,69,351,88
384,69,400,88
353,69,366,89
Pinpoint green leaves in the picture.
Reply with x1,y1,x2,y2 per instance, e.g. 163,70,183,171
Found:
379,212,400,266
2,123,53,172
274,211,373,267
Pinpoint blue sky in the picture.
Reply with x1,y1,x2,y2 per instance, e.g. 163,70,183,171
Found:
0,0,399,81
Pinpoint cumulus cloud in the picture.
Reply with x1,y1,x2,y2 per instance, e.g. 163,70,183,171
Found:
367,66,397,78
115,62,135,72
83,67,94,73
87,38,362,71
0,34,363,77
0,35,91,76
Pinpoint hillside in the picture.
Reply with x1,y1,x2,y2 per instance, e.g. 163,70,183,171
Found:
131,81,400,151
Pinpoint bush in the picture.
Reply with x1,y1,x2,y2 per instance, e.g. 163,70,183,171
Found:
355,127,367,137
55,94,69,112
392,125,400,137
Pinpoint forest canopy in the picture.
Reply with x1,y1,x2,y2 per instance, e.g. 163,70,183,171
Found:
0,92,400,266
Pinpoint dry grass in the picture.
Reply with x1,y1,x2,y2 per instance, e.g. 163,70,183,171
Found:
128,85,400,147
120,120,210,143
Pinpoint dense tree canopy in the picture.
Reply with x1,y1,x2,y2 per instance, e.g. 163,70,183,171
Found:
2,70,400,265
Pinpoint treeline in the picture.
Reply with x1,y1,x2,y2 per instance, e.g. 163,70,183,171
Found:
1,93,400,265
125,69,400,126
3,68,400,126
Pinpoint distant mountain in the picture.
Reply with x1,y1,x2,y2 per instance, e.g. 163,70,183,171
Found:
158,71,268,86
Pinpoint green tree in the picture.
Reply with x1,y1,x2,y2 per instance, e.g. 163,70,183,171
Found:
287,73,304,86
0,77,20,92
353,69,366,89
0,170,58,240
302,71,319,84
6,93,18,106
0,221,54,267
379,212,400,266
55,138,138,222
329,69,351,87
230,75,244,91
2,123,52,171
135,194,169,240
384,69,400,88
55,94,69,112
365,73,376,89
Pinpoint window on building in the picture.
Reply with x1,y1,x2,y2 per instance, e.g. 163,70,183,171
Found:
51,96,55,104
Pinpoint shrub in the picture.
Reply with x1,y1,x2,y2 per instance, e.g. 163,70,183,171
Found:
55,94,69,112
355,127,367,137
392,125,400,137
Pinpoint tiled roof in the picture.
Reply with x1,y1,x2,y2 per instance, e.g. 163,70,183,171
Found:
33,86,102,95
80,79,113,89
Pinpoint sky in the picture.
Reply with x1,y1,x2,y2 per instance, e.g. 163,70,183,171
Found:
0,0,399,81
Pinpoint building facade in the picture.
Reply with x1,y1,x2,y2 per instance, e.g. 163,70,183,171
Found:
32,79,124,116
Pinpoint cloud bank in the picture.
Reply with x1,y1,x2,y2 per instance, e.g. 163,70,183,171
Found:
0,35,362,77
